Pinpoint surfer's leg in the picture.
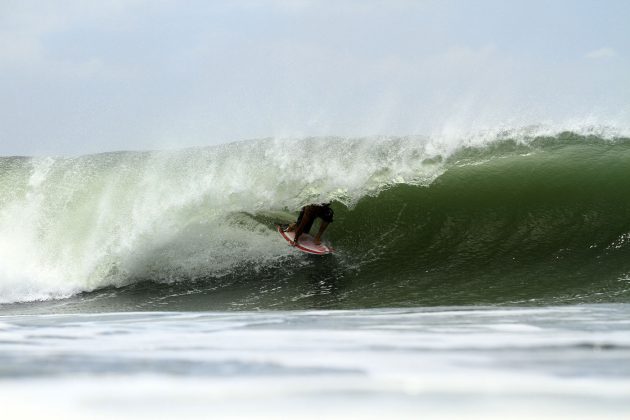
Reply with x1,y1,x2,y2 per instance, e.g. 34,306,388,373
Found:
295,219,313,242
313,206,333,245
314,221,329,245
294,215,315,244
295,208,305,225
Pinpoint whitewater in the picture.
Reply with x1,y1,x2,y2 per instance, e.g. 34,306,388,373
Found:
2,305,630,419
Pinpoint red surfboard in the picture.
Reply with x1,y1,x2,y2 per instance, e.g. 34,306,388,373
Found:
277,225,334,255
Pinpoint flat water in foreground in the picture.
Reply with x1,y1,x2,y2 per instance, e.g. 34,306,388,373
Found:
1,304,630,419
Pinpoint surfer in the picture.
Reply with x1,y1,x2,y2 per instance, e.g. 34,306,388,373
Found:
286,203,333,246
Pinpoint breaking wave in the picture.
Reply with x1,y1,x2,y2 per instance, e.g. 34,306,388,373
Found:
2,127,630,309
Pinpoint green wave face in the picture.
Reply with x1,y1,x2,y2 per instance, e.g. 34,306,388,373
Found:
1,132,630,310
328,135,630,307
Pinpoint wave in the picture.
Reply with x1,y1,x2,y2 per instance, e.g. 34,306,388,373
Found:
1,128,630,308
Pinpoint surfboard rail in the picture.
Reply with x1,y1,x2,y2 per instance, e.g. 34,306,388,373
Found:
276,225,333,255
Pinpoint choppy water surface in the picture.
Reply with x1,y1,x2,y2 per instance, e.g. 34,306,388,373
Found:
1,305,629,419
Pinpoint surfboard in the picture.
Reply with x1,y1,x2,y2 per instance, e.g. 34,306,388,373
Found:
276,225,334,255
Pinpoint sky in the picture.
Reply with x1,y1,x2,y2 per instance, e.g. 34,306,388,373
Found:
1,0,629,156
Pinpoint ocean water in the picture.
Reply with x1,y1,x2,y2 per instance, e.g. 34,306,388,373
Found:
2,129,630,418
1,306,630,419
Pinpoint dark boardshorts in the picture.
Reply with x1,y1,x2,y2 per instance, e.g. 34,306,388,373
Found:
296,205,334,234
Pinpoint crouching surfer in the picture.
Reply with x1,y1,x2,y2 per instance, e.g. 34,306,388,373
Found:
286,203,334,246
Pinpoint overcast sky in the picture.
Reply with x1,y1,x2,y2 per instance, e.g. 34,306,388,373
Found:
1,0,629,156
